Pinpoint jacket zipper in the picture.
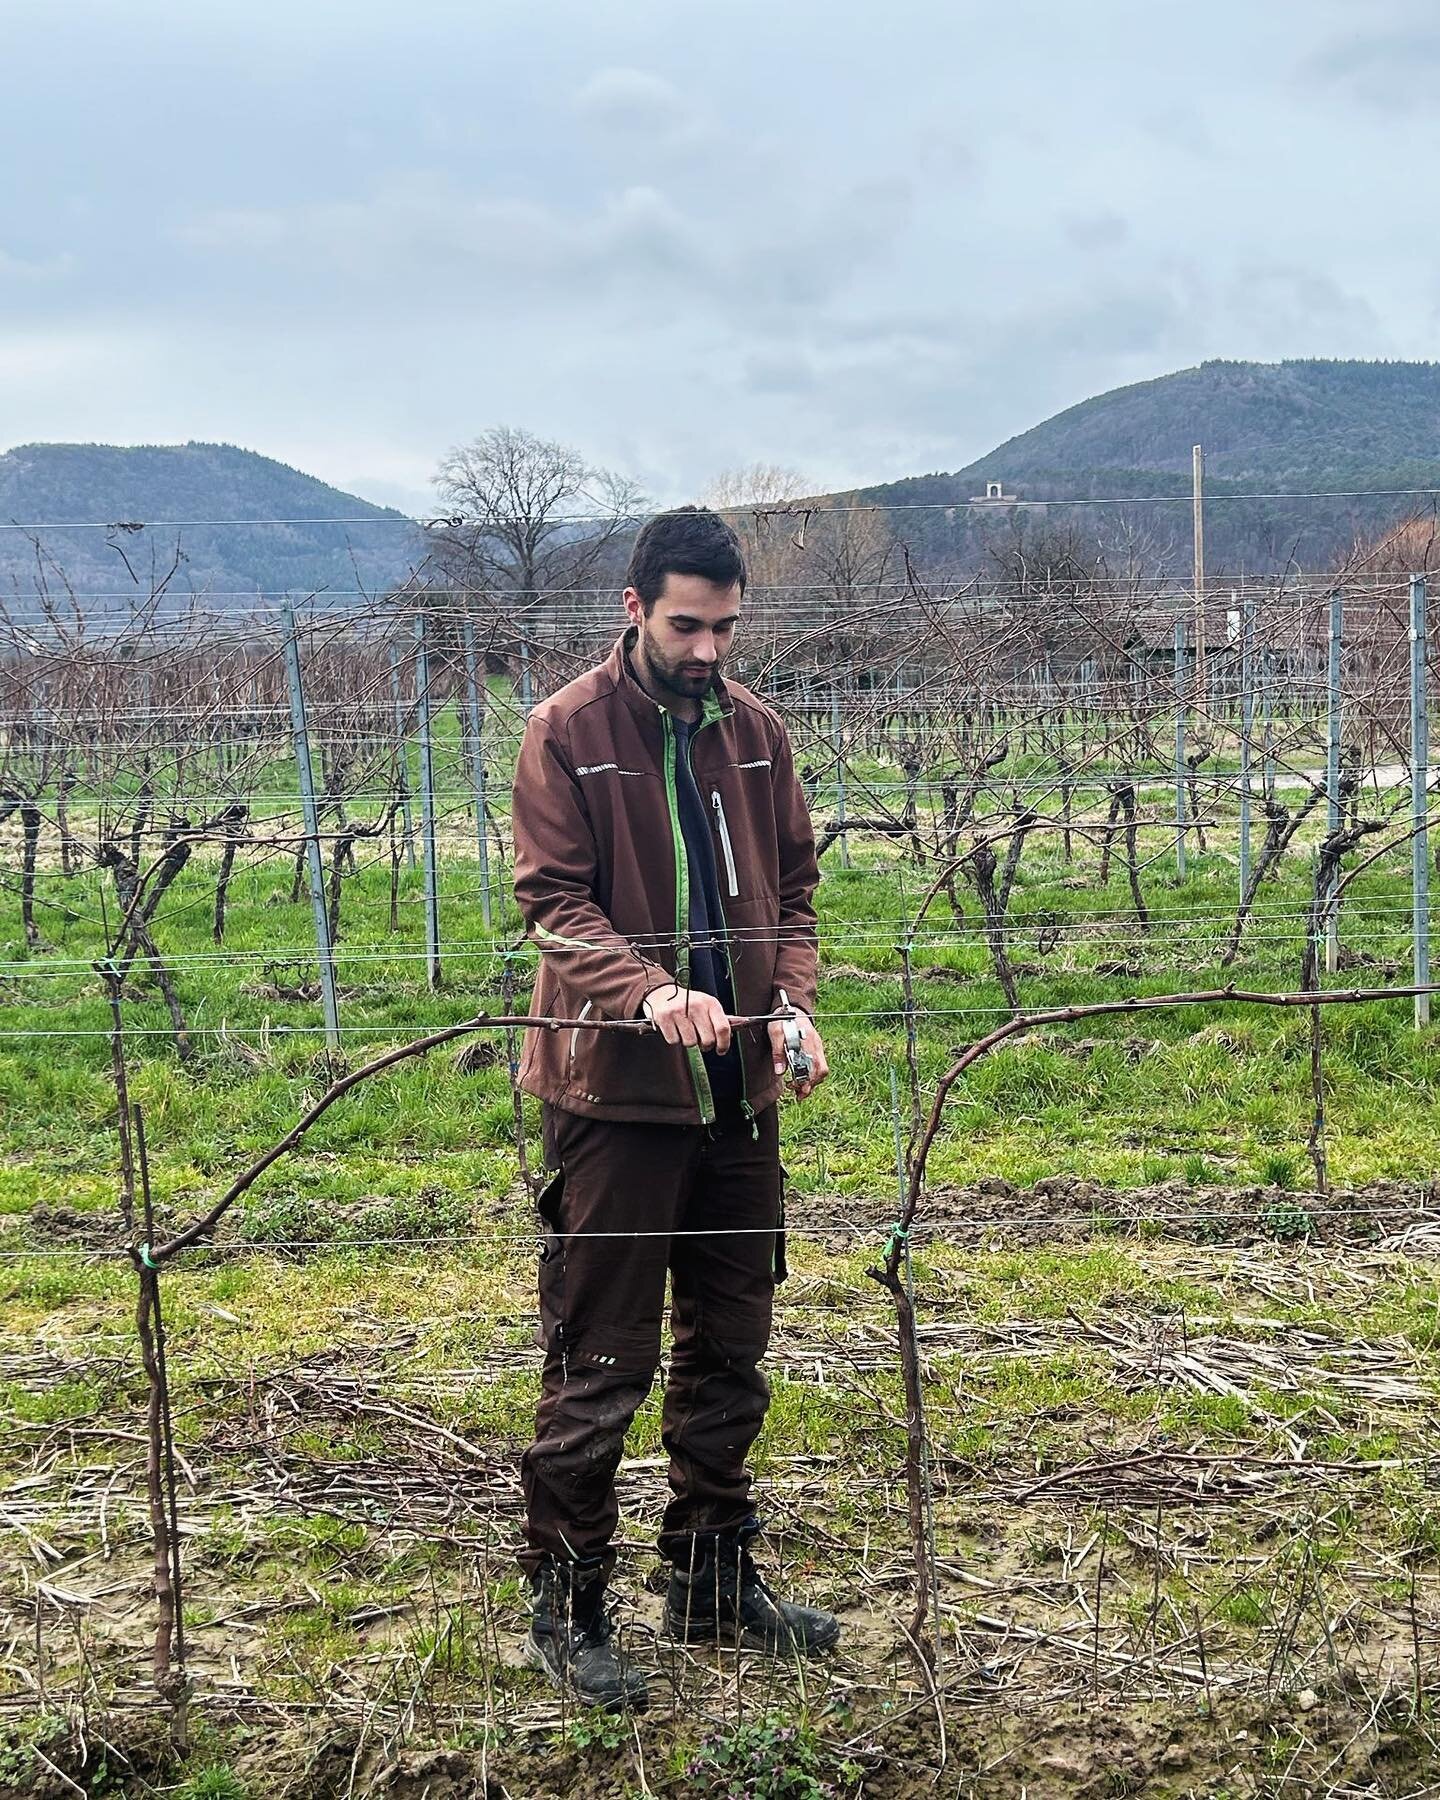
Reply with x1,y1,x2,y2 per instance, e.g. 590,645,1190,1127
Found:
710,790,740,898
662,711,716,1125
692,708,757,1140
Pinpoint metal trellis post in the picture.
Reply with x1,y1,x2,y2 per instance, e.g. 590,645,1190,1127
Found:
1174,618,1187,879
389,638,417,870
281,600,341,1050
1239,591,1255,900
414,611,442,989
1262,646,1276,800
831,681,850,869
1411,575,1431,1028
462,618,494,931
1325,589,1343,975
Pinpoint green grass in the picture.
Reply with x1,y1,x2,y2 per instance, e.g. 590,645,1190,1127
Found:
4,769,1440,1216
173,1769,251,1800
8,745,1440,1791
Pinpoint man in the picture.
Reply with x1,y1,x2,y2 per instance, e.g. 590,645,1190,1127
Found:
509,505,838,1710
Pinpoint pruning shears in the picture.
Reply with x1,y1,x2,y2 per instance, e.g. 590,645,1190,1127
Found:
776,988,814,1085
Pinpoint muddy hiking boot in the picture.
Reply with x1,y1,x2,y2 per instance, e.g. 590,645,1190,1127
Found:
664,1532,841,1654
525,1558,648,1712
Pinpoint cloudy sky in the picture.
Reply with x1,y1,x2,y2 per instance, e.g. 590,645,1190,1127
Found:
2,0,1434,511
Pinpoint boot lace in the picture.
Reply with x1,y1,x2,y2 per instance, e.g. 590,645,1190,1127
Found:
735,1545,780,1614
567,1607,615,1654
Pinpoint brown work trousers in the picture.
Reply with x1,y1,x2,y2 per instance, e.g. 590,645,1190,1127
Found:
518,1101,784,1579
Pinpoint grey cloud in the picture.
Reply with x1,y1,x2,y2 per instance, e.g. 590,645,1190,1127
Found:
1138,107,1215,157
810,309,961,353
177,179,706,297
736,177,915,311
975,284,1186,370
741,347,820,396
1063,212,1130,253
1228,264,1384,349
175,169,914,329
1303,16,1440,108
4,0,1436,507
588,186,706,280
575,67,690,134
912,125,976,181
0,248,76,280
731,282,1189,462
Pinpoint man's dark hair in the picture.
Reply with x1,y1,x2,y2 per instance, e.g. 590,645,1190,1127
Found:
625,505,747,611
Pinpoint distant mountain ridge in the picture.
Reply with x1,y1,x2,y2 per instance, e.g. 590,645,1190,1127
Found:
841,360,1440,574
956,359,1440,483
8,362,1439,606
0,441,421,606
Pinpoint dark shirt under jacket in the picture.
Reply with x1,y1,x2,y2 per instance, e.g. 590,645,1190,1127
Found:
672,716,742,1116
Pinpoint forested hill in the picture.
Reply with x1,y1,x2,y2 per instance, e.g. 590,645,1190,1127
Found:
0,442,421,609
9,363,1440,605
843,361,1440,575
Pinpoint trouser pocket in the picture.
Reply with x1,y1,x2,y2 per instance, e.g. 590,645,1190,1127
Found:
534,1166,566,1351
536,1166,564,1230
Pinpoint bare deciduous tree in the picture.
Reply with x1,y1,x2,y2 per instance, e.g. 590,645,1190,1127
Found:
427,426,645,605
704,464,813,596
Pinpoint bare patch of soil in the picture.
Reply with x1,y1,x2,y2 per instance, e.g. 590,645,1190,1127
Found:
785,1175,1438,1251
10,1687,1432,1799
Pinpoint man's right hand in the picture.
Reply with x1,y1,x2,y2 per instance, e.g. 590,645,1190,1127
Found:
642,984,733,1053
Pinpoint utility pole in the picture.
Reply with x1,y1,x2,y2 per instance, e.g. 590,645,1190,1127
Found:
1192,444,1206,713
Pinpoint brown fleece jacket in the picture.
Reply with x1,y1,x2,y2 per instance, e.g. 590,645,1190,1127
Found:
510,629,820,1125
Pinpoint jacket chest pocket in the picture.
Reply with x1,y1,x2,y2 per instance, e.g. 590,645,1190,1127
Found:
701,769,780,909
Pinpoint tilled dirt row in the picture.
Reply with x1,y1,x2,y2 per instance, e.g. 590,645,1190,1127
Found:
786,1173,1440,1251
14,1172,1440,1267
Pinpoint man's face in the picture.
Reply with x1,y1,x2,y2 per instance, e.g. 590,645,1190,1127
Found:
624,574,743,703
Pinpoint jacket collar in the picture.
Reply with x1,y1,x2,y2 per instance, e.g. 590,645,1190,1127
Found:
607,627,734,726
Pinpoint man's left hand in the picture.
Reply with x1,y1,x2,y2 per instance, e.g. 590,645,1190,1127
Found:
768,1005,829,1101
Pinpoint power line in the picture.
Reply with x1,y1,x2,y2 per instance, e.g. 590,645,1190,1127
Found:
7,485,1440,533
0,576,1429,602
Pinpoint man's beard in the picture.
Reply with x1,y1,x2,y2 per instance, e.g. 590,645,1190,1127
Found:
638,632,722,701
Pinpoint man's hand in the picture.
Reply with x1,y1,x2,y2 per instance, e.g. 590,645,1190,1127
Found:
768,1005,829,1101
642,983,733,1053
